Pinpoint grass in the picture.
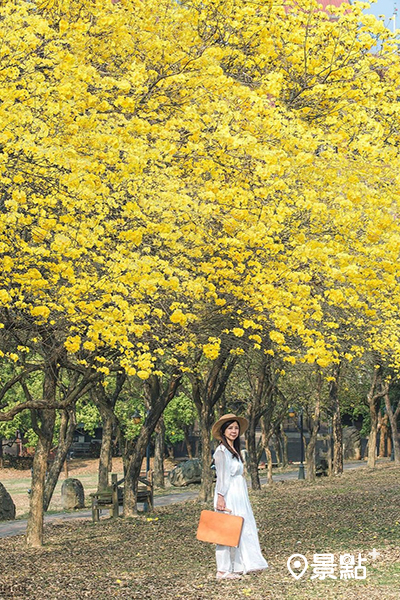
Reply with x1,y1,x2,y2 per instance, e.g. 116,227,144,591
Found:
1,462,400,598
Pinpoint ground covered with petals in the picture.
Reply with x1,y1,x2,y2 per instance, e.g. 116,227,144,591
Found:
1,463,400,599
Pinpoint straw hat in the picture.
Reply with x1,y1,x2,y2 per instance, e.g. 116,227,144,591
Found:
212,413,249,441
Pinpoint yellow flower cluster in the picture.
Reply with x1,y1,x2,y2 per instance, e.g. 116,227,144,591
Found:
0,0,399,379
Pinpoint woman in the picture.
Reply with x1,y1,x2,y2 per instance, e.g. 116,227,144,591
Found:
212,413,268,581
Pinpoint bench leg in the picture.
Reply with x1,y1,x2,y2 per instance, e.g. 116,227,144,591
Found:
143,495,153,513
92,505,100,523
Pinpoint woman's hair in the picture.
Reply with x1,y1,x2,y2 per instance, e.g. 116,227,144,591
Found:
219,420,243,461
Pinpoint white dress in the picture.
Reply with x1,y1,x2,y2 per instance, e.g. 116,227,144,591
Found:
213,444,268,574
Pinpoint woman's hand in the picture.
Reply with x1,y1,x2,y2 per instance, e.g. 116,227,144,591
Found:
216,494,231,512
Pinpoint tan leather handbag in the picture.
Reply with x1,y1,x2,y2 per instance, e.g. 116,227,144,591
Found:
196,510,244,547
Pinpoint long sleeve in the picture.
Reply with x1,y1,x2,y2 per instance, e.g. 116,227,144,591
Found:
214,446,231,497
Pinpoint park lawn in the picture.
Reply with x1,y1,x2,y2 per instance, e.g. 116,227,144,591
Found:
1,463,400,599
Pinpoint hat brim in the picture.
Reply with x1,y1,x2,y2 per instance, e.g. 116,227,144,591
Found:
212,414,249,441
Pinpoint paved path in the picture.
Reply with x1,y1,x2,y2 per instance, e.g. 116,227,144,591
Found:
0,461,366,539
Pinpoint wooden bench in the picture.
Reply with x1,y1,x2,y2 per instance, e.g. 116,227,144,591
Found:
90,472,153,522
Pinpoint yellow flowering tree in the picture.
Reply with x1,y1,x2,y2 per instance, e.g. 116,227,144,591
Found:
2,0,400,540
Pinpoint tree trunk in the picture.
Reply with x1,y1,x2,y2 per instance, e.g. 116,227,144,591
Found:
367,367,384,469
194,433,200,458
387,434,393,458
245,353,277,490
384,386,400,463
378,414,389,457
98,403,114,491
123,373,181,517
197,407,215,502
245,413,261,490
327,430,333,476
305,441,316,481
305,378,321,482
153,417,165,488
218,391,227,417
0,436,3,469
368,414,379,468
93,372,126,491
261,418,274,484
305,415,319,482
278,424,288,468
332,406,343,474
183,425,193,459
272,434,281,467
26,409,55,547
123,425,150,516
26,358,59,548
189,352,236,503
265,447,273,484
330,362,343,475
43,408,76,511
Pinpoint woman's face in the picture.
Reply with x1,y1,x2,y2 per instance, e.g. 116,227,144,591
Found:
224,421,240,442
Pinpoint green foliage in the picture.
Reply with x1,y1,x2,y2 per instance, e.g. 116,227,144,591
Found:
163,394,196,446
75,400,100,437
114,388,144,442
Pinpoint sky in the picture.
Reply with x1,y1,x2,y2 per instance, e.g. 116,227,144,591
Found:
363,0,399,29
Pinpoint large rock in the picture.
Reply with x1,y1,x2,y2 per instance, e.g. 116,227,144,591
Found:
61,478,85,509
343,426,361,460
0,482,16,521
168,459,202,487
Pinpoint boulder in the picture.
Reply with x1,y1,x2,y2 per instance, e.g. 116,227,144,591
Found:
61,478,85,509
343,426,361,460
0,482,16,521
168,459,202,487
